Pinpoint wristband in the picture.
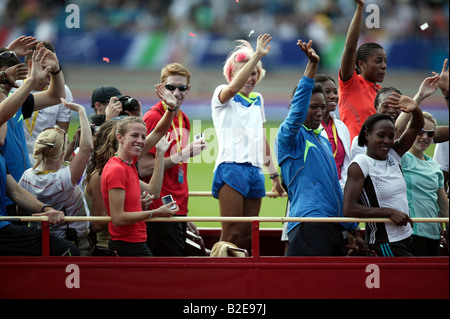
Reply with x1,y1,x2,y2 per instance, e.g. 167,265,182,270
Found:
166,106,176,112
40,204,52,212
0,71,6,84
50,64,62,75
269,173,280,179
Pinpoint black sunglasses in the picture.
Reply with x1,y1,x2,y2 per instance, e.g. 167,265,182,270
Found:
418,129,435,138
165,84,189,92
0,51,18,59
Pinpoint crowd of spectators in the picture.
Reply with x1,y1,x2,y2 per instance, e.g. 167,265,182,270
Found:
1,0,448,43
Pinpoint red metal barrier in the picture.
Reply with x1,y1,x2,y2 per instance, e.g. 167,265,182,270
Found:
0,255,447,299
0,219,448,299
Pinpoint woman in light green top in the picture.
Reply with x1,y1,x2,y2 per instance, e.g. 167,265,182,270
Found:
401,112,449,255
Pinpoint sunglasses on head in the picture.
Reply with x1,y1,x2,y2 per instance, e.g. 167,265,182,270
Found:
165,84,189,92
43,126,67,138
418,129,435,138
0,51,18,59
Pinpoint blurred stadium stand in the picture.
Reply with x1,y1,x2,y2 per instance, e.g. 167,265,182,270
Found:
0,0,448,122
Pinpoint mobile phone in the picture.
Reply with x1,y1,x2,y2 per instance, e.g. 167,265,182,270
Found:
194,133,204,142
161,195,177,210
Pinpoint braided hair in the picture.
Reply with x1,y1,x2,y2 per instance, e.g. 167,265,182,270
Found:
373,87,402,110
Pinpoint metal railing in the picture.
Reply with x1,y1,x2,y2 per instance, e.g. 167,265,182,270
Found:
0,191,448,257
0,216,447,257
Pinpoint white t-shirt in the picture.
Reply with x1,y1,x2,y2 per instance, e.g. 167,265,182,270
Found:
351,149,413,244
19,165,89,239
350,135,365,159
433,141,449,173
211,84,266,171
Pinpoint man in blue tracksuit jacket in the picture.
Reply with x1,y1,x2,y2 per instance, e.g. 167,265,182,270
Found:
276,40,363,256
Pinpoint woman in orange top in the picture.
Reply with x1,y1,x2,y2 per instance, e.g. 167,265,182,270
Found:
339,0,386,141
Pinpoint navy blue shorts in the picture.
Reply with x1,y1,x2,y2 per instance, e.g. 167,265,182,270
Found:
212,162,266,199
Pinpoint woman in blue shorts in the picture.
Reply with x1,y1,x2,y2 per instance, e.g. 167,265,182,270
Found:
211,33,284,253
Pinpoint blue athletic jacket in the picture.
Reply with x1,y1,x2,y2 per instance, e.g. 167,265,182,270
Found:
275,76,358,234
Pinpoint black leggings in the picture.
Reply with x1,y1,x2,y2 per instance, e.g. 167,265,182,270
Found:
109,240,152,257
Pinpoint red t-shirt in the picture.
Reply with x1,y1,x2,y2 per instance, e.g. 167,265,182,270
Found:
142,101,191,216
101,156,146,242
338,70,381,141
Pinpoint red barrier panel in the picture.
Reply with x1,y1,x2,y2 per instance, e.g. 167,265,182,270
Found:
0,255,447,299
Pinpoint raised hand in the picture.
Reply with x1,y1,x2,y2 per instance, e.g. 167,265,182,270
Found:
155,133,170,153
60,98,84,113
386,93,419,113
297,39,319,64
3,63,28,88
36,42,60,74
29,43,52,86
416,74,440,100
255,33,272,58
7,35,37,57
155,83,177,110
433,58,449,95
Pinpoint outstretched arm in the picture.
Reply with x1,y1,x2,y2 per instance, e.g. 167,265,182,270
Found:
395,74,439,138
277,40,319,154
139,84,176,158
140,134,170,199
0,45,50,125
61,99,93,185
33,42,66,110
297,40,320,79
340,0,365,82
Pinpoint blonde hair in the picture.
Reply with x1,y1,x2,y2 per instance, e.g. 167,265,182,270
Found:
223,40,266,84
422,111,437,129
33,126,69,169
161,63,191,85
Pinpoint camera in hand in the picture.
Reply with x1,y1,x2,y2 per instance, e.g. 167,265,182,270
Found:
119,95,140,115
